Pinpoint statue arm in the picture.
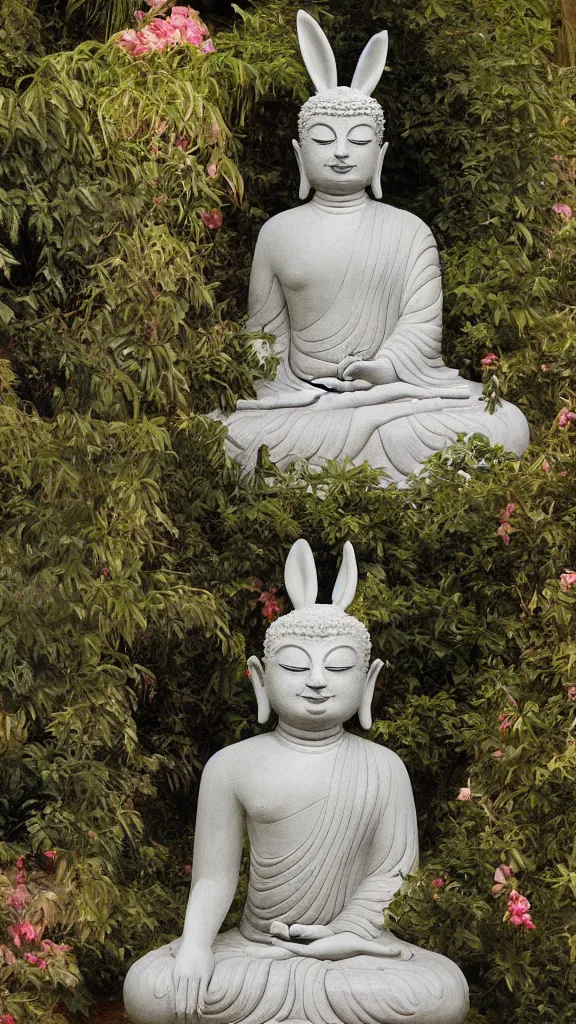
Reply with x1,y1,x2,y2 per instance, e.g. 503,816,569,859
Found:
373,221,465,391
341,221,468,395
328,750,419,940
246,222,291,359
180,751,244,951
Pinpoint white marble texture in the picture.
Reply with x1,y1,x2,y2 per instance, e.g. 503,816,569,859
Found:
215,11,529,485
124,540,469,1024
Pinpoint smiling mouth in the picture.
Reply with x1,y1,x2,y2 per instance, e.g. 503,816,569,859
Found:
301,695,333,704
328,164,355,174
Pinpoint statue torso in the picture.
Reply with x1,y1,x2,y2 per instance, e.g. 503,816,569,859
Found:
264,198,416,379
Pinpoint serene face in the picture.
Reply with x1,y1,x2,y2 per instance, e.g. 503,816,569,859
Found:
299,115,381,195
263,636,368,729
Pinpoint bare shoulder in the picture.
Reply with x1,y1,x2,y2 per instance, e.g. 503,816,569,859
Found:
203,734,273,779
257,205,311,244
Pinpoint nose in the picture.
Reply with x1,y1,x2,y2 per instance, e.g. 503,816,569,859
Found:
334,135,350,161
307,664,327,690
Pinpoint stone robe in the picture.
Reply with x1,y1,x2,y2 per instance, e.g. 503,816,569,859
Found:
216,196,529,484
124,735,469,1024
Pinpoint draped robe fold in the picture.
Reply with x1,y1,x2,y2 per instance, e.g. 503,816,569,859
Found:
216,199,529,484
124,735,469,1024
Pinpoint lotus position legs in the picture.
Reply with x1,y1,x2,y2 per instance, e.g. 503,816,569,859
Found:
124,539,469,1024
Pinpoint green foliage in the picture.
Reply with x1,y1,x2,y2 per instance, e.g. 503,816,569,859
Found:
0,0,575,1022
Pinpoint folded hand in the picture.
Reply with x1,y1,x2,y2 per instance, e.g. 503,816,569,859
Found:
270,930,412,961
341,359,397,386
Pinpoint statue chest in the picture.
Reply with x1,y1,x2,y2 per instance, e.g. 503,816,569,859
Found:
239,747,338,826
275,215,379,328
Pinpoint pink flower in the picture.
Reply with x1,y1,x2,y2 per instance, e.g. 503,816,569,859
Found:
541,459,551,472
496,522,514,545
6,884,31,910
24,953,47,970
1,1015,16,1024
560,572,576,592
117,6,212,56
175,136,191,150
568,687,576,702
40,939,72,955
491,863,512,896
8,921,37,947
506,889,535,928
258,589,281,623
500,503,516,520
207,162,217,178
184,864,192,874
494,864,512,884
15,857,25,870
210,119,220,141
431,878,444,889
558,407,576,428
456,779,471,801
43,850,56,862
498,714,512,735
540,363,549,371
117,28,141,53
552,202,573,220
492,749,503,758
546,248,553,259
146,0,167,7
481,351,498,369
198,209,223,230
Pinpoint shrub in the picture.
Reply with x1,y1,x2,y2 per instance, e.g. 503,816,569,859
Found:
0,1,575,1022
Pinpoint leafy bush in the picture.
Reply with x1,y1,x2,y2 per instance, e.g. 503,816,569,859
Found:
0,0,575,1022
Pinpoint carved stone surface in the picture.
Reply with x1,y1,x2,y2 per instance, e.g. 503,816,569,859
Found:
213,10,529,485
124,539,469,1024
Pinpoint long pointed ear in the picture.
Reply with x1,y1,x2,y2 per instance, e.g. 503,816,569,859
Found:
296,10,337,94
292,140,311,200
331,541,358,610
247,656,271,725
350,30,388,96
284,538,318,609
359,659,383,730
371,142,388,200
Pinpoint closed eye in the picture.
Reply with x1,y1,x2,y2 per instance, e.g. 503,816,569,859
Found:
326,666,355,672
279,664,309,672
311,139,334,145
349,140,371,146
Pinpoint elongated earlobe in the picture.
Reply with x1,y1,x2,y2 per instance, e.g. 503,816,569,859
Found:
292,140,311,201
247,655,271,724
371,142,388,200
359,659,383,730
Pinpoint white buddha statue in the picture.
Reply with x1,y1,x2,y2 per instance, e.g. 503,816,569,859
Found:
215,11,529,485
124,539,469,1024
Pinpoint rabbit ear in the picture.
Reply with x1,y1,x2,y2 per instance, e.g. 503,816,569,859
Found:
296,10,338,94
284,539,318,609
350,30,388,96
331,542,358,610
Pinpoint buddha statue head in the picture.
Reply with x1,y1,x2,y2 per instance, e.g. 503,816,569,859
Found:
293,11,389,200
248,540,383,731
